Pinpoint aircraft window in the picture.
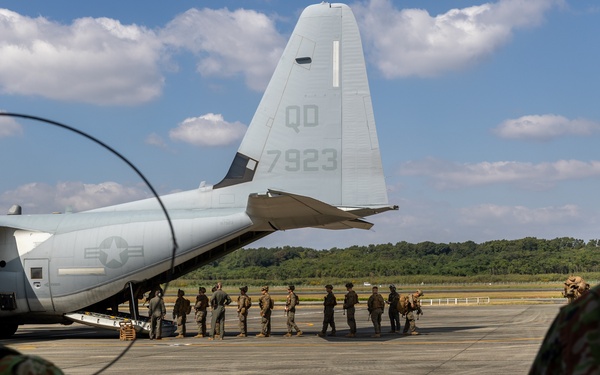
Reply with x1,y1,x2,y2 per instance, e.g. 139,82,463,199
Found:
0,260,6,268
31,267,43,279
295,57,312,64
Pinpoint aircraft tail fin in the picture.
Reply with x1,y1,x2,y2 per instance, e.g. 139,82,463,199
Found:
216,3,391,213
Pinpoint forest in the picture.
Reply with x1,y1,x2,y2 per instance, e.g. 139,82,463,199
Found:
187,237,600,285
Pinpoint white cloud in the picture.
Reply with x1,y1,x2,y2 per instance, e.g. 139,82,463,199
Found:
493,114,600,141
400,158,600,189
459,204,579,225
0,6,287,104
145,132,168,149
160,7,286,91
0,181,150,213
354,0,559,78
0,113,23,138
0,9,165,105
169,113,247,147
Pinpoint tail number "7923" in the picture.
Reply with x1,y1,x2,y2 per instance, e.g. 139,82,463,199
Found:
267,149,338,172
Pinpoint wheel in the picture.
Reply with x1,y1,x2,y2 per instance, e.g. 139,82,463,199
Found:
0,322,18,338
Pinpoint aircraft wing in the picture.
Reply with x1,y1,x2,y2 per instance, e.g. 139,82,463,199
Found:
246,189,394,231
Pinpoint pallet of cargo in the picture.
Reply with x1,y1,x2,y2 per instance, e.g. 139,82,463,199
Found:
119,321,136,341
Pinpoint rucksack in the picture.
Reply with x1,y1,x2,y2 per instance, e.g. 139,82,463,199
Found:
269,297,274,309
397,295,409,315
184,298,192,314
245,296,252,309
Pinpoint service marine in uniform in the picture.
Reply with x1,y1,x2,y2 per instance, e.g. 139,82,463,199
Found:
209,283,232,340
318,284,337,337
148,290,166,340
284,285,303,337
173,289,190,338
237,286,251,337
403,290,423,335
367,286,385,337
194,287,209,338
343,282,359,337
386,284,401,333
257,286,273,337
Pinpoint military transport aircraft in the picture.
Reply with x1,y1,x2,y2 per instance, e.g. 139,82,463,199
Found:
0,2,396,338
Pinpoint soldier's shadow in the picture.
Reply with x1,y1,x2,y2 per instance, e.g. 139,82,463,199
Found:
313,325,486,341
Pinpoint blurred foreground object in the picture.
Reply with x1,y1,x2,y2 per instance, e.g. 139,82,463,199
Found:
529,284,600,374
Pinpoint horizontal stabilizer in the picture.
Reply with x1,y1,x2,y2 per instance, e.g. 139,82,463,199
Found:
318,218,374,230
247,190,377,230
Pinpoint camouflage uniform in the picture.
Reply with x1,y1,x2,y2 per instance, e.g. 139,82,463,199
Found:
237,286,251,337
173,289,190,338
386,284,401,333
0,345,64,375
343,282,359,337
284,285,302,336
257,286,272,337
367,286,385,337
209,286,220,337
194,287,209,337
403,290,423,335
148,291,166,340
530,284,600,374
318,285,337,337
209,283,232,340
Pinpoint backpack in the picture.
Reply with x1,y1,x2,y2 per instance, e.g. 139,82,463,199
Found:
269,297,274,309
294,293,299,305
397,294,409,315
245,296,252,309
184,298,192,314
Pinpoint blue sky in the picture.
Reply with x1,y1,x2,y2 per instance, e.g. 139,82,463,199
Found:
1,0,600,249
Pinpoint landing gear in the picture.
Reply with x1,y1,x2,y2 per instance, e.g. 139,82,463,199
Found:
0,322,18,338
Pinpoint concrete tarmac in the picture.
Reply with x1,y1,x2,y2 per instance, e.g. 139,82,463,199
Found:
3,303,561,375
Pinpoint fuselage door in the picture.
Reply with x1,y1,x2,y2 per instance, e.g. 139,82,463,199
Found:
23,259,53,312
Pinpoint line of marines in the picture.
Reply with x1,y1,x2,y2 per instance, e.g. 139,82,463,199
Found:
320,283,423,338
147,282,423,340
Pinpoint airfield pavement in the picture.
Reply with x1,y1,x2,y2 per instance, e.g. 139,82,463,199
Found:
3,303,563,375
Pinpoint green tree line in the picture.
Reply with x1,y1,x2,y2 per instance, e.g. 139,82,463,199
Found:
188,237,600,283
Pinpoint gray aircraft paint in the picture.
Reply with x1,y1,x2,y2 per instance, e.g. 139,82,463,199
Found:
0,2,396,337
